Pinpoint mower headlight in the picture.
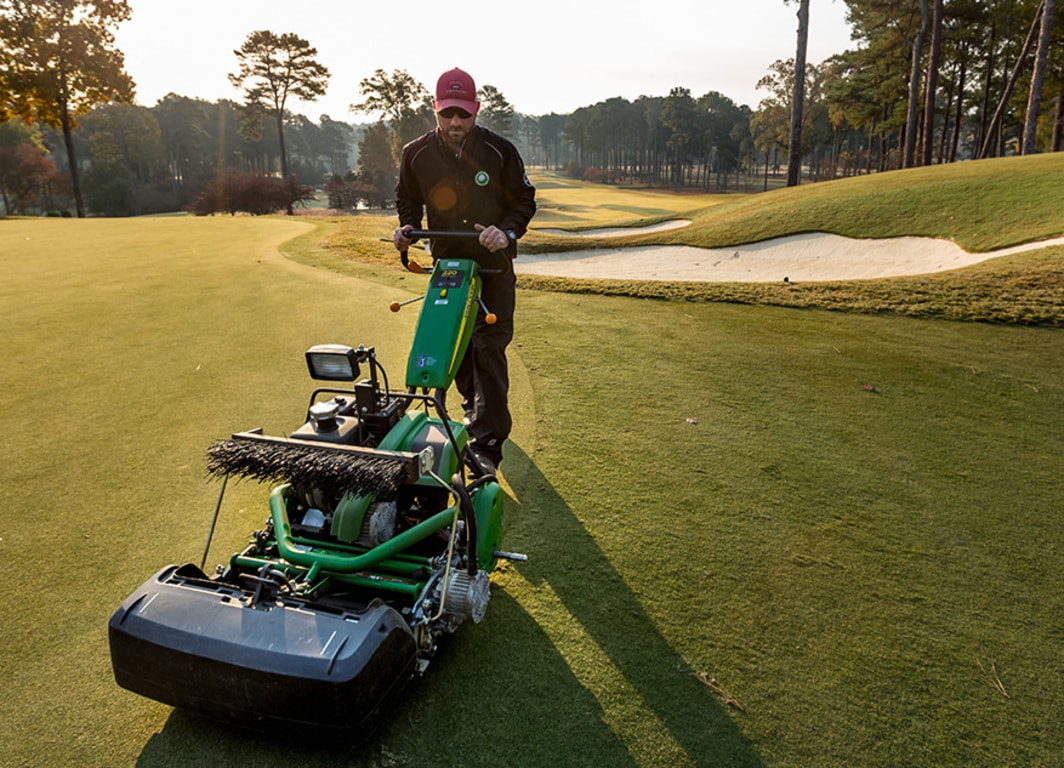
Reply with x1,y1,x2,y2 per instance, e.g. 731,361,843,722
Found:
305,344,360,381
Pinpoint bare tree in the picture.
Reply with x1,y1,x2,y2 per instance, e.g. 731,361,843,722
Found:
980,3,1044,158
921,0,944,166
1023,0,1056,153
903,0,930,168
785,0,810,186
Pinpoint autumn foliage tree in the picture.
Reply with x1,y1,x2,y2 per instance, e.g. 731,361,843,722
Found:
192,168,313,216
0,140,65,213
0,0,134,217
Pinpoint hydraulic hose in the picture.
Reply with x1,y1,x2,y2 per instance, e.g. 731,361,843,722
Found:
451,474,478,576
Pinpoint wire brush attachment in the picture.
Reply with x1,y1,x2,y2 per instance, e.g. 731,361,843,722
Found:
206,432,420,498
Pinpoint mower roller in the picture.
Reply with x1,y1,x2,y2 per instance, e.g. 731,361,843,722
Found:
108,231,523,735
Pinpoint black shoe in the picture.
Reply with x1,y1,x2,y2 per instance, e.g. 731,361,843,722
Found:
467,445,498,476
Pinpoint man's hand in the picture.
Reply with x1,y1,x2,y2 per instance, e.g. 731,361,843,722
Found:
475,224,510,253
393,225,415,251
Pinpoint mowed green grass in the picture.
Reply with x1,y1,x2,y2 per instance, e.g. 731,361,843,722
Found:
2,155,1063,768
0,217,420,766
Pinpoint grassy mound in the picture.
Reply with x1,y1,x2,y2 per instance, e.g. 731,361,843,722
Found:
315,155,1064,326
521,153,1064,252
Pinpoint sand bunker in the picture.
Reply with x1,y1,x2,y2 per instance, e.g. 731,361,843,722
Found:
517,223,1064,282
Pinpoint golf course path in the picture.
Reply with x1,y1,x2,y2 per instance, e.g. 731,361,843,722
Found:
518,223,1064,282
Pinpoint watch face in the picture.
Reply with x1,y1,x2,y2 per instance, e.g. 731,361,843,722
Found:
506,230,517,241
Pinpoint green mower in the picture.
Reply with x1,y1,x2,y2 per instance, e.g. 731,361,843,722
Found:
108,231,524,734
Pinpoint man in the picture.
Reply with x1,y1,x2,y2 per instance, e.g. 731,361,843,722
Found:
394,67,536,474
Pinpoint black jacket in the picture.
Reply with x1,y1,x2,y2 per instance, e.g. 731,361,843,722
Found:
396,126,536,263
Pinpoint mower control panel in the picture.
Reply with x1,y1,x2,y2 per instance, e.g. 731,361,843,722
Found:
431,268,465,289
405,259,479,390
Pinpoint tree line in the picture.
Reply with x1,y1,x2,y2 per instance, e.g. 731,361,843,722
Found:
817,0,1059,171
1,0,1059,217
0,96,360,215
564,0,1060,190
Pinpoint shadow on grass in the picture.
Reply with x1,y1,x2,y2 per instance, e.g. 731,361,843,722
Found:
132,443,763,768
482,443,765,767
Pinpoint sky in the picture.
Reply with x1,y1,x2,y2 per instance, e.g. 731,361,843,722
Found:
113,0,857,121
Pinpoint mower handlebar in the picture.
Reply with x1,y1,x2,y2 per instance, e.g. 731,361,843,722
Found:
405,229,482,240
398,229,505,276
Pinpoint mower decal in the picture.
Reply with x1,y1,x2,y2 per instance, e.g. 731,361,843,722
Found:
474,171,490,186
432,269,464,289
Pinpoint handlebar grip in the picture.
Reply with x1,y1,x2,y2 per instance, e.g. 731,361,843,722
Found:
399,250,424,274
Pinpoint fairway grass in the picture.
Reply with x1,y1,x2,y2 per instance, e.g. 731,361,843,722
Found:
0,216,420,766
504,294,1062,767
2,158,1062,768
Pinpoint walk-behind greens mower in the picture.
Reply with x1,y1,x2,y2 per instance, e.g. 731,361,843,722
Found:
108,231,524,734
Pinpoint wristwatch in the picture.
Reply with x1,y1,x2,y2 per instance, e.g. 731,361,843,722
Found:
505,230,517,242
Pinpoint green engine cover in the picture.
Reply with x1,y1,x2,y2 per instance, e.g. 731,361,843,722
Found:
405,259,481,390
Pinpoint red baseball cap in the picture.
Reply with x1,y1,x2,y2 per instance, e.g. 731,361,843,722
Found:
435,67,480,115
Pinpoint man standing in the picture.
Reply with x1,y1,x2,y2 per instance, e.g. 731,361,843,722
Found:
394,67,536,474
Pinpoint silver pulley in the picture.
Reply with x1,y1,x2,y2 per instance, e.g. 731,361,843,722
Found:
443,570,490,624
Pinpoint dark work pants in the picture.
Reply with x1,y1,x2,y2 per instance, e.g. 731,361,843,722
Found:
455,263,516,464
